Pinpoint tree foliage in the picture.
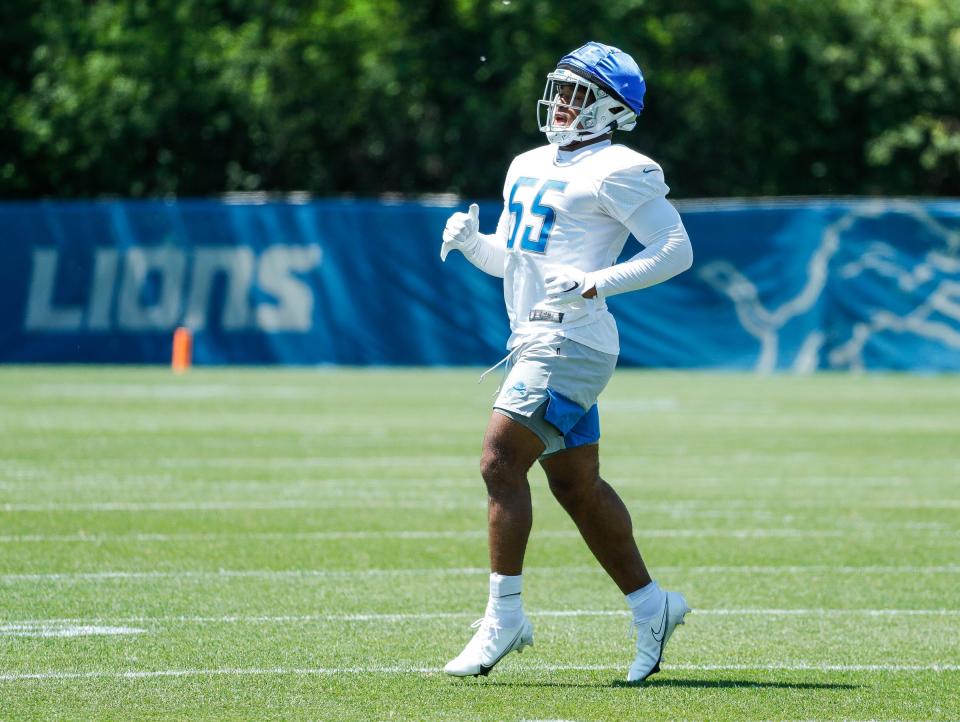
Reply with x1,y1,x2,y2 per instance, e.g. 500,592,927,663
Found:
2,0,958,198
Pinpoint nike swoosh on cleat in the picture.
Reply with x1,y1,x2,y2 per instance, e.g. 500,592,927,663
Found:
639,598,680,682
475,625,526,677
651,599,668,643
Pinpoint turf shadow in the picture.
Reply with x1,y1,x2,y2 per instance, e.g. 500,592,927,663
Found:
479,678,859,691
617,678,860,690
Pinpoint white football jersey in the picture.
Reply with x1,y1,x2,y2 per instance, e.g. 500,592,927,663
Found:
493,139,669,354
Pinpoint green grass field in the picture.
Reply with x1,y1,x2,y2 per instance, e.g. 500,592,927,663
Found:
1,366,958,721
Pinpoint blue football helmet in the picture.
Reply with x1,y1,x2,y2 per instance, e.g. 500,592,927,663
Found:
538,42,646,146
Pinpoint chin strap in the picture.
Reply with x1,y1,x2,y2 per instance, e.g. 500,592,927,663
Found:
548,124,614,145
577,126,615,142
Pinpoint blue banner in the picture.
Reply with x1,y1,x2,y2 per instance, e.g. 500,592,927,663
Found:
1,198,959,370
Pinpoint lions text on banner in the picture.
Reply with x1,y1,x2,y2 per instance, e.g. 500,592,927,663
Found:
1,199,958,370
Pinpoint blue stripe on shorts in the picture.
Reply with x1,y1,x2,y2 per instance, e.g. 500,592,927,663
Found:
544,388,601,448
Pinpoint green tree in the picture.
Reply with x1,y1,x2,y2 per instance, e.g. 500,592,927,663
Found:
2,0,957,198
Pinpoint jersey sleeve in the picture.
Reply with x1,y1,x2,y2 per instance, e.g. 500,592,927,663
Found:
597,163,671,224
591,197,693,298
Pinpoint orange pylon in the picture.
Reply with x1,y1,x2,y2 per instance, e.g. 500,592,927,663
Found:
171,326,192,374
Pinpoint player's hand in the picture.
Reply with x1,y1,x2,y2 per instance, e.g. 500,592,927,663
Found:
440,203,479,261
544,264,597,305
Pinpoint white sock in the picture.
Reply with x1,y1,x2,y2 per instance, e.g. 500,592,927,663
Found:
485,573,523,625
625,580,665,622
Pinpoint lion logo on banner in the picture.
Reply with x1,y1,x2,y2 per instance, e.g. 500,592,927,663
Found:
699,201,960,372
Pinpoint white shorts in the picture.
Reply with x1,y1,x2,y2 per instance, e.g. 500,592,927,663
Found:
492,334,618,457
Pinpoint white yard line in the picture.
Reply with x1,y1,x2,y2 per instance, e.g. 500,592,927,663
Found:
673,663,960,672
688,608,960,616
1,521,953,544
3,608,959,627
3,564,960,583
0,500,491,512
0,624,145,638
1,662,958,682
0,568,497,582
158,456,477,468
4,499,960,512
0,528,885,543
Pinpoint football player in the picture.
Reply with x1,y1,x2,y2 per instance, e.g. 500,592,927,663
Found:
441,42,693,683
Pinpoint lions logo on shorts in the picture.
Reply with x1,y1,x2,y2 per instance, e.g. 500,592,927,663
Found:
510,382,528,398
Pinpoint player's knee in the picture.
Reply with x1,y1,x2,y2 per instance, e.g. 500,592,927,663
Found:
479,444,523,492
547,474,580,506
479,447,509,488
548,471,600,508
